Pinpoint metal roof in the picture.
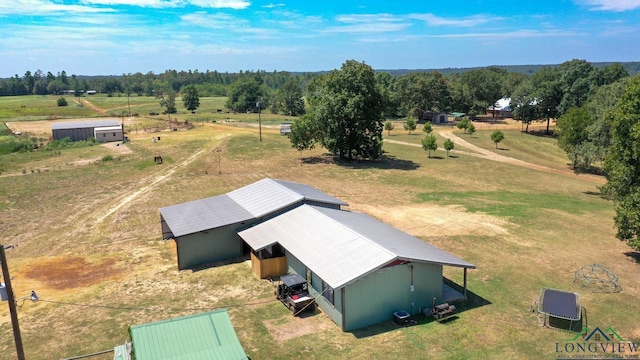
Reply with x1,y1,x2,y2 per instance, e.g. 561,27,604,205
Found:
94,125,123,131
239,205,475,289
51,119,120,130
160,195,254,238
159,178,347,238
227,178,347,217
130,309,248,360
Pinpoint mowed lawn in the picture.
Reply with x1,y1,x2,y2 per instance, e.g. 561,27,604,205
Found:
0,119,639,359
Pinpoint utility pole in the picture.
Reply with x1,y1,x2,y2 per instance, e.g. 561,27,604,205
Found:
1,245,25,360
256,99,262,142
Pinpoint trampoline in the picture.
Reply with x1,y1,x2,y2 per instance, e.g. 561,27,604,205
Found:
534,288,582,330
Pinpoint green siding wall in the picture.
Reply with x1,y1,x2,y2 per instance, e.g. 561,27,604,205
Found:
285,251,343,329
284,251,443,331
176,225,244,269
343,263,442,331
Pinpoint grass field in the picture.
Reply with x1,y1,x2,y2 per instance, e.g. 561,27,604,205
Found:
0,101,639,359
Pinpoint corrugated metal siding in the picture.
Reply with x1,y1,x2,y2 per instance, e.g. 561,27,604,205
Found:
286,251,344,329
343,266,410,331
342,263,442,331
52,127,94,141
52,120,120,141
412,262,443,309
177,226,243,269
285,250,305,277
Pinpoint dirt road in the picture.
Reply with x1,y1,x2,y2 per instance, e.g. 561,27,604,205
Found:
385,131,605,183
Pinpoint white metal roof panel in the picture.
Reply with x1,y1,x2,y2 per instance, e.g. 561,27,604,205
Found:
159,195,253,237
227,178,303,217
51,119,120,130
312,206,476,269
226,178,347,218
239,205,475,289
239,205,394,289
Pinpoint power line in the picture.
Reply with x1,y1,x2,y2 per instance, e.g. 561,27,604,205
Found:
36,297,276,313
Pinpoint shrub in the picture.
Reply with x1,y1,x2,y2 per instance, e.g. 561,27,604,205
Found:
102,155,114,162
57,97,68,106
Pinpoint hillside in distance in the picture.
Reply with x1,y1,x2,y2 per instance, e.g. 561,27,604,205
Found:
379,61,640,76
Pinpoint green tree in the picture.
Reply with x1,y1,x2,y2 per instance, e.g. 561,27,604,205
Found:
467,122,476,137
490,130,504,148
158,89,177,114
289,60,385,160
273,79,305,116
444,138,454,157
457,117,470,133
396,71,450,119
404,117,417,134
182,84,200,112
384,120,394,136
461,67,507,116
602,76,640,250
422,134,438,158
226,77,263,113
423,122,433,135
556,107,591,167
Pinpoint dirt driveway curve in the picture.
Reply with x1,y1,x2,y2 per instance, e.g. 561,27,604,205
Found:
385,131,605,184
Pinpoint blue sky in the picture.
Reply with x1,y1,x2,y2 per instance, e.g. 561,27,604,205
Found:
0,0,639,77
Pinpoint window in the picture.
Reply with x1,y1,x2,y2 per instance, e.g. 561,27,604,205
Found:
102,133,106,137
322,280,334,305
112,132,116,136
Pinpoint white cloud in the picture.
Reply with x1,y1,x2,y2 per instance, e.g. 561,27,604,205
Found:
80,0,250,9
188,0,250,9
576,0,640,11
327,13,408,34
409,13,495,27
262,3,285,9
181,12,244,29
0,0,114,15
80,0,183,7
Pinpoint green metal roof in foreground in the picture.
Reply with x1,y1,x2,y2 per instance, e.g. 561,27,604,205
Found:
130,309,248,360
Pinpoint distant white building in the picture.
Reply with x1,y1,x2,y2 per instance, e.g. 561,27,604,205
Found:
488,97,512,117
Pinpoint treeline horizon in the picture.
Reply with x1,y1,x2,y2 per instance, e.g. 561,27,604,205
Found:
0,59,635,123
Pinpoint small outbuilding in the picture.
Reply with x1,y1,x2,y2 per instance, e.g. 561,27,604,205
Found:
51,119,121,141
239,204,476,331
159,178,348,270
94,125,124,143
129,309,248,360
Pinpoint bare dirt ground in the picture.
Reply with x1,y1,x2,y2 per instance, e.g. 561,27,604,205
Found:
263,311,334,342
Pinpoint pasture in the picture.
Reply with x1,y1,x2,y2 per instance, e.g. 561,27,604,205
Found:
0,99,639,359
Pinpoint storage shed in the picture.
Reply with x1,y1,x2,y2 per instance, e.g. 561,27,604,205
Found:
159,178,348,270
51,119,121,141
239,204,476,331
94,125,124,143
129,309,248,360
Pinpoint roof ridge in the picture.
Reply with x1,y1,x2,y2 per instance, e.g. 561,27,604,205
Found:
306,205,398,259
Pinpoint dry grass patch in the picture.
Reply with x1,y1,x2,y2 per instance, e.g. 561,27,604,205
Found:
354,203,512,238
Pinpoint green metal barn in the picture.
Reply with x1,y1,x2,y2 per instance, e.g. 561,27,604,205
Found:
239,204,476,331
159,178,347,269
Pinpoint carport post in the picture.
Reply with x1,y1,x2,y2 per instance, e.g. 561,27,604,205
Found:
463,268,468,299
